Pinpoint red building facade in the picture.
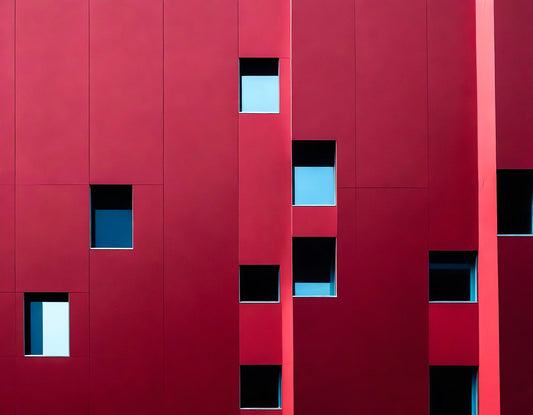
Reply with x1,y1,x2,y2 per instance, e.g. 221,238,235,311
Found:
0,0,528,413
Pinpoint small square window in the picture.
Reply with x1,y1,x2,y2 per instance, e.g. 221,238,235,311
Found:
429,251,477,302
240,265,280,302
239,58,279,113
497,169,533,235
430,366,478,415
293,237,336,297
91,185,132,248
24,293,69,357
293,141,336,206
240,365,281,409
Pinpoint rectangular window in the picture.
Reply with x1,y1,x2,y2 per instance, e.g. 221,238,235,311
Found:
240,265,280,302
497,169,533,235
429,251,477,302
293,237,336,296
240,365,281,409
24,293,69,357
430,366,478,415
239,58,279,113
293,141,336,206
91,185,132,248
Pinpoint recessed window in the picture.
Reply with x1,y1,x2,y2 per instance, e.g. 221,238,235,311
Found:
91,185,132,248
497,169,533,235
293,237,336,297
24,293,69,357
429,251,477,302
430,366,478,415
240,365,281,409
239,58,279,113
292,141,336,206
240,265,279,302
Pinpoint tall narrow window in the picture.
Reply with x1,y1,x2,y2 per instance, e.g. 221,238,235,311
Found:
293,237,336,296
240,365,281,409
239,58,279,113
293,141,336,206
24,293,69,357
497,169,533,235
430,366,478,415
240,265,280,302
429,251,477,302
91,185,132,248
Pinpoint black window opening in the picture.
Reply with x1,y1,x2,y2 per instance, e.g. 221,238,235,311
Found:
292,141,336,206
240,265,280,302
239,58,279,113
430,366,478,415
293,237,336,297
91,185,133,248
429,251,477,302
497,169,533,234
24,293,69,357
240,365,281,409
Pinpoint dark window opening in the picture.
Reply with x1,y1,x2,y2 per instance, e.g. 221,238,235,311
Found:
91,185,132,248
497,169,533,234
429,251,477,302
240,365,281,409
239,58,279,113
430,366,477,415
240,265,279,302
293,237,336,296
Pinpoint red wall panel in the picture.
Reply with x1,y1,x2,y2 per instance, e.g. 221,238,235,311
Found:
90,0,163,184
355,0,427,188
428,0,478,250
16,0,88,184
240,304,282,365
70,293,89,358
16,185,89,293
239,0,290,58
0,185,14,292
164,0,239,412
293,207,336,237
0,0,14,185
429,303,479,366
16,185,89,292
0,293,16,357
495,0,533,169
292,0,355,187
0,358,15,415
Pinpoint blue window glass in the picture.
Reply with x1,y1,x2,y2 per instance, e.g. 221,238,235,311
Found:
429,251,477,302
293,237,336,297
240,58,279,113
91,185,132,248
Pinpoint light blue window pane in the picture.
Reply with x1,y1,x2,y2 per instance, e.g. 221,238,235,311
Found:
30,301,43,355
42,302,69,357
95,209,132,248
294,283,332,296
241,76,279,113
294,166,335,205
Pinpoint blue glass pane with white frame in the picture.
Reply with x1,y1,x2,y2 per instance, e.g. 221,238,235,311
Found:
294,166,335,206
241,76,279,113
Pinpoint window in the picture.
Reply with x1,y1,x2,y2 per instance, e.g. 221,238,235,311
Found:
91,185,132,248
239,58,279,113
240,365,281,409
429,251,477,302
240,265,280,302
292,141,336,206
497,169,533,235
430,366,478,415
293,237,336,296
24,293,69,357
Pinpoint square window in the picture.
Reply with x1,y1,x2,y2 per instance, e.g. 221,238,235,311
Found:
91,185,132,248
239,58,279,113
293,141,336,206
293,237,336,296
430,366,478,415
240,265,280,302
240,365,281,409
429,251,477,302
497,169,533,235
24,293,69,357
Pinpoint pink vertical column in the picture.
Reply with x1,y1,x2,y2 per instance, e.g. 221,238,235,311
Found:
475,0,501,413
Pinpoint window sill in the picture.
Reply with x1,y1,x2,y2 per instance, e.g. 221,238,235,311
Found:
497,234,533,236
240,408,282,411
293,295,337,298
239,301,280,304
90,247,134,250
239,111,280,114
24,354,70,358
429,301,478,304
